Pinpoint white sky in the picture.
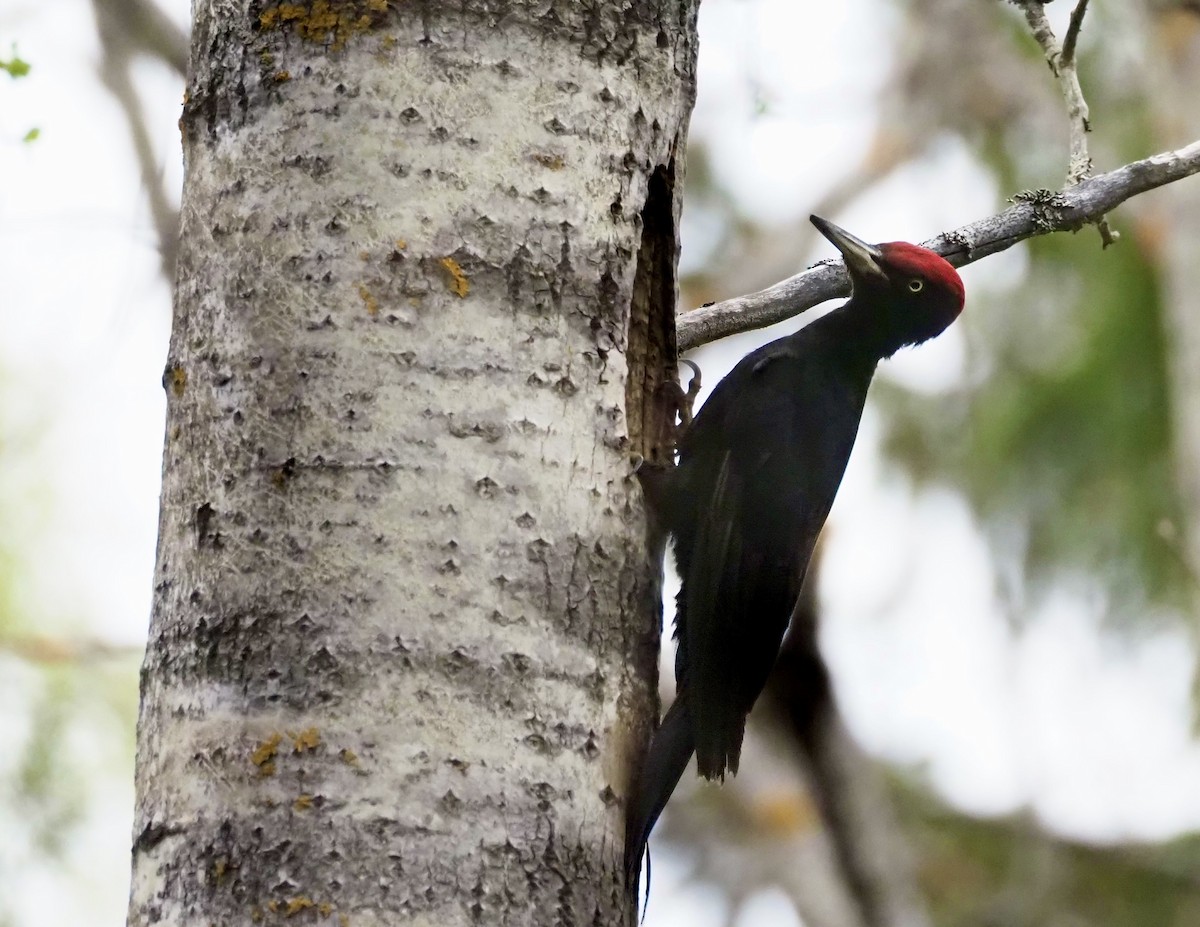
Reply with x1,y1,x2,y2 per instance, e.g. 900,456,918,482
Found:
1,1,1198,926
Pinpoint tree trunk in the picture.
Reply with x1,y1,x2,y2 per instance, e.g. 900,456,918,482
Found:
1144,6,1200,698
129,3,698,925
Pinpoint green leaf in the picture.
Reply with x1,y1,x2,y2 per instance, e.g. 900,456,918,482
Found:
22,127,39,143
0,57,30,78
0,45,30,78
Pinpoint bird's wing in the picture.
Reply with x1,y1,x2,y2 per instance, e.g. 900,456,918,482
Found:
682,339,861,776
680,351,806,780
683,446,748,779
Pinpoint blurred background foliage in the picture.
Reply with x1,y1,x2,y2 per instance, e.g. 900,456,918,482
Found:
894,774,1200,927
877,2,1193,622
879,227,1186,617
683,0,1198,624
4,0,1200,925
0,432,139,923
671,0,1200,924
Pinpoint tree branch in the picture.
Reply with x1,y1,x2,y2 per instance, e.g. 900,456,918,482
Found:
2,633,142,664
678,138,1200,352
91,0,188,76
1060,0,1089,68
1014,0,1115,244
89,0,185,278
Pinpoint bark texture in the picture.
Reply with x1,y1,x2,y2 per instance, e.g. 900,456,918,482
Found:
130,3,698,925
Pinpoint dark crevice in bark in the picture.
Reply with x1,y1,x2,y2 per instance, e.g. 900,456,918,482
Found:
621,160,681,884
624,159,680,466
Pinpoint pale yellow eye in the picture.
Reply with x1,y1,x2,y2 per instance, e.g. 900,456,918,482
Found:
908,279,924,293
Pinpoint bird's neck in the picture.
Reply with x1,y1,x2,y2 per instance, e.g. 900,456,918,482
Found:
821,296,922,361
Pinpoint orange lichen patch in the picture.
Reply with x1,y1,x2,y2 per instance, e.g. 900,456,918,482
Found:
258,1,390,51
529,150,566,170
294,794,314,811
285,897,315,917
357,283,379,316
213,858,229,883
251,733,283,772
267,900,281,913
251,905,264,922
272,70,292,82
359,250,371,261
339,748,360,767
292,727,321,752
750,789,819,837
167,365,187,397
318,902,333,916
439,257,470,298
339,916,350,927
393,238,407,250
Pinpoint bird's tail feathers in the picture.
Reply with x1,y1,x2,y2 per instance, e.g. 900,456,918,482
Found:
624,692,695,916
694,713,745,781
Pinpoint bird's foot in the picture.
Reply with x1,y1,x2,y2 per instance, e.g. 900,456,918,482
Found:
649,359,702,463
676,359,702,429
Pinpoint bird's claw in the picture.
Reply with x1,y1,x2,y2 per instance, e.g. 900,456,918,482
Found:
677,359,702,428
640,359,703,471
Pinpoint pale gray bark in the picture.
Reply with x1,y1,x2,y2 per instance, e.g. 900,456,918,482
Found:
129,3,698,926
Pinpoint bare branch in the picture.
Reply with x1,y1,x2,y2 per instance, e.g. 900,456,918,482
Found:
2,633,142,664
678,138,1200,352
1014,0,1116,245
1061,0,1090,68
1017,0,1091,182
90,0,184,278
92,0,188,76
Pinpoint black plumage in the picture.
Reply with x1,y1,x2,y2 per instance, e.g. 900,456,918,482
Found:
625,215,966,906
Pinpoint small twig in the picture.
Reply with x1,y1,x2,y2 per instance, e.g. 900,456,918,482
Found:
89,0,185,278
2,633,143,664
92,0,188,76
1061,0,1089,68
677,138,1200,351
1015,0,1115,245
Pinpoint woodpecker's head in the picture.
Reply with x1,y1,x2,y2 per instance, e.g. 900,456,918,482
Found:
810,214,965,350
